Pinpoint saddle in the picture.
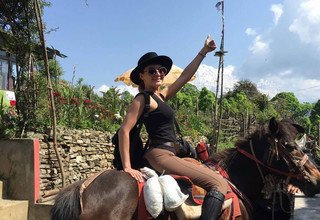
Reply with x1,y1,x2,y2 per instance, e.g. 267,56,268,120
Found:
138,158,242,220
172,175,237,220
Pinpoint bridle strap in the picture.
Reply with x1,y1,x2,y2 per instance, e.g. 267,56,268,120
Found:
300,154,308,166
277,142,309,172
249,140,266,183
236,146,302,179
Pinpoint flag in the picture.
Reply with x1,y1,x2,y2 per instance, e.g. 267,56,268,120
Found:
215,0,223,11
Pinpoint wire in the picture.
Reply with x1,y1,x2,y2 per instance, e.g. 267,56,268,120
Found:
294,85,320,92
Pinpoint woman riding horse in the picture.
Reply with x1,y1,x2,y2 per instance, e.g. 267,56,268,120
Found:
118,36,228,220
51,117,320,220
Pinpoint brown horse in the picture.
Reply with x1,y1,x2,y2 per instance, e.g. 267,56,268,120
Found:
51,118,320,220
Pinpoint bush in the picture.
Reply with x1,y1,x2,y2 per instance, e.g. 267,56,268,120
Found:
0,106,20,138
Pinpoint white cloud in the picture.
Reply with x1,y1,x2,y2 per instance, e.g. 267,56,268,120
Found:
95,84,138,97
249,35,269,54
245,28,257,36
191,64,238,94
95,85,110,96
278,69,292,76
257,78,279,99
271,4,283,25
289,0,320,45
98,84,109,92
257,74,320,103
116,84,139,96
240,0,320,103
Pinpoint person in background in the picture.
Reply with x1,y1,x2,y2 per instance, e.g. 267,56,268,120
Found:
118,35,229,220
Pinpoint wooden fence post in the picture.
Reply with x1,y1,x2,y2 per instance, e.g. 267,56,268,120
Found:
318,121,320,146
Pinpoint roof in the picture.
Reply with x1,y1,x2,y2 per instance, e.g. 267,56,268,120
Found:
0,29,67,59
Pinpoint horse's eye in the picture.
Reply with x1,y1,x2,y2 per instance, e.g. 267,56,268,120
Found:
284,142,297,151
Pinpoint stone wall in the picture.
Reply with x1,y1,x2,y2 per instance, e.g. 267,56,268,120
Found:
26,127,115,197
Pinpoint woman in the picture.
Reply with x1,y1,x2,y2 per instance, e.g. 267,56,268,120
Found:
118,36,229,220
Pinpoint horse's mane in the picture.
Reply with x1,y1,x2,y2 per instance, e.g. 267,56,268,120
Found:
209,124,268,165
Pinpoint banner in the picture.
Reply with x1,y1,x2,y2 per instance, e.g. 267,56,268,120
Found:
0,90,16,107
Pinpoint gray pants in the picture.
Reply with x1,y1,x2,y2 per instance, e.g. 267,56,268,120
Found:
144,147,229,195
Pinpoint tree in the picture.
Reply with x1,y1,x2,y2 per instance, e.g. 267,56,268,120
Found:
38,59,64,79
102,87,121,115
298,102,314,133
119,91,133,116
255,104,279,123
270,92,302,119
224,91,255,116
255,93,269,111
310,100,320,135
230,79,261,101
310,101,320,122
0,0,51,133
198,87,215,113
169,83,200,111
225,79,268,114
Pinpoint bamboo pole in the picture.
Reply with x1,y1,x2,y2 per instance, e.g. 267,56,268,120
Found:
33,0,66,188
213,0,227,152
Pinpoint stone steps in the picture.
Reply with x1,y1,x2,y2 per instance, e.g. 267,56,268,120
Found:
0,181,28,220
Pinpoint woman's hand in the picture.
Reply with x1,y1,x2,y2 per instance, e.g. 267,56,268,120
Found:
287,184,301,194
203,35,217,53
124,167,144,182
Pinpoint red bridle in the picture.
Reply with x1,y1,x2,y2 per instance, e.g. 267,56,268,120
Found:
236,139,309,180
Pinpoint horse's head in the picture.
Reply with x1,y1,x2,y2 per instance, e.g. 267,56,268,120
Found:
265,117,320,196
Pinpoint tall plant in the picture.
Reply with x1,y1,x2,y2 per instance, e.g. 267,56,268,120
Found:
0,0,51,134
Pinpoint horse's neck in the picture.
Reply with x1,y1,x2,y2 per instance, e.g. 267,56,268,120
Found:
225,142,267,199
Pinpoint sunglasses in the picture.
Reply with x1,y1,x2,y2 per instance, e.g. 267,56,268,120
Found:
144,66,167,76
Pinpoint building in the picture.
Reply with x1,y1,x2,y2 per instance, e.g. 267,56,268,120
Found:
0,29,65,107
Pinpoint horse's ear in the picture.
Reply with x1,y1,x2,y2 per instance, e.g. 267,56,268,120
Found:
292,123,305,133
281,118,305,134
269,117,279,135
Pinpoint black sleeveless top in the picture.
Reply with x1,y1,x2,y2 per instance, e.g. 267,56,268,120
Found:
143,92,177,143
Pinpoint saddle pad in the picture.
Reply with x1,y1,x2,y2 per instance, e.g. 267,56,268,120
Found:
171,160,243,220
170,174,206,205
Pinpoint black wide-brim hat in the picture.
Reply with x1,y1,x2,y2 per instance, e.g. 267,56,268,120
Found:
130,52,173,85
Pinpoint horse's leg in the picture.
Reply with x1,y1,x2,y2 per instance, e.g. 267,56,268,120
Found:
80,170,139,220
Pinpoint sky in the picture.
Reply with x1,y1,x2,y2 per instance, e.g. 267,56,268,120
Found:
43,0,320,103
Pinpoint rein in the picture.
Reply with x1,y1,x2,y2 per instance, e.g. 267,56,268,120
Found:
236,140,305,179
237,139,307,219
